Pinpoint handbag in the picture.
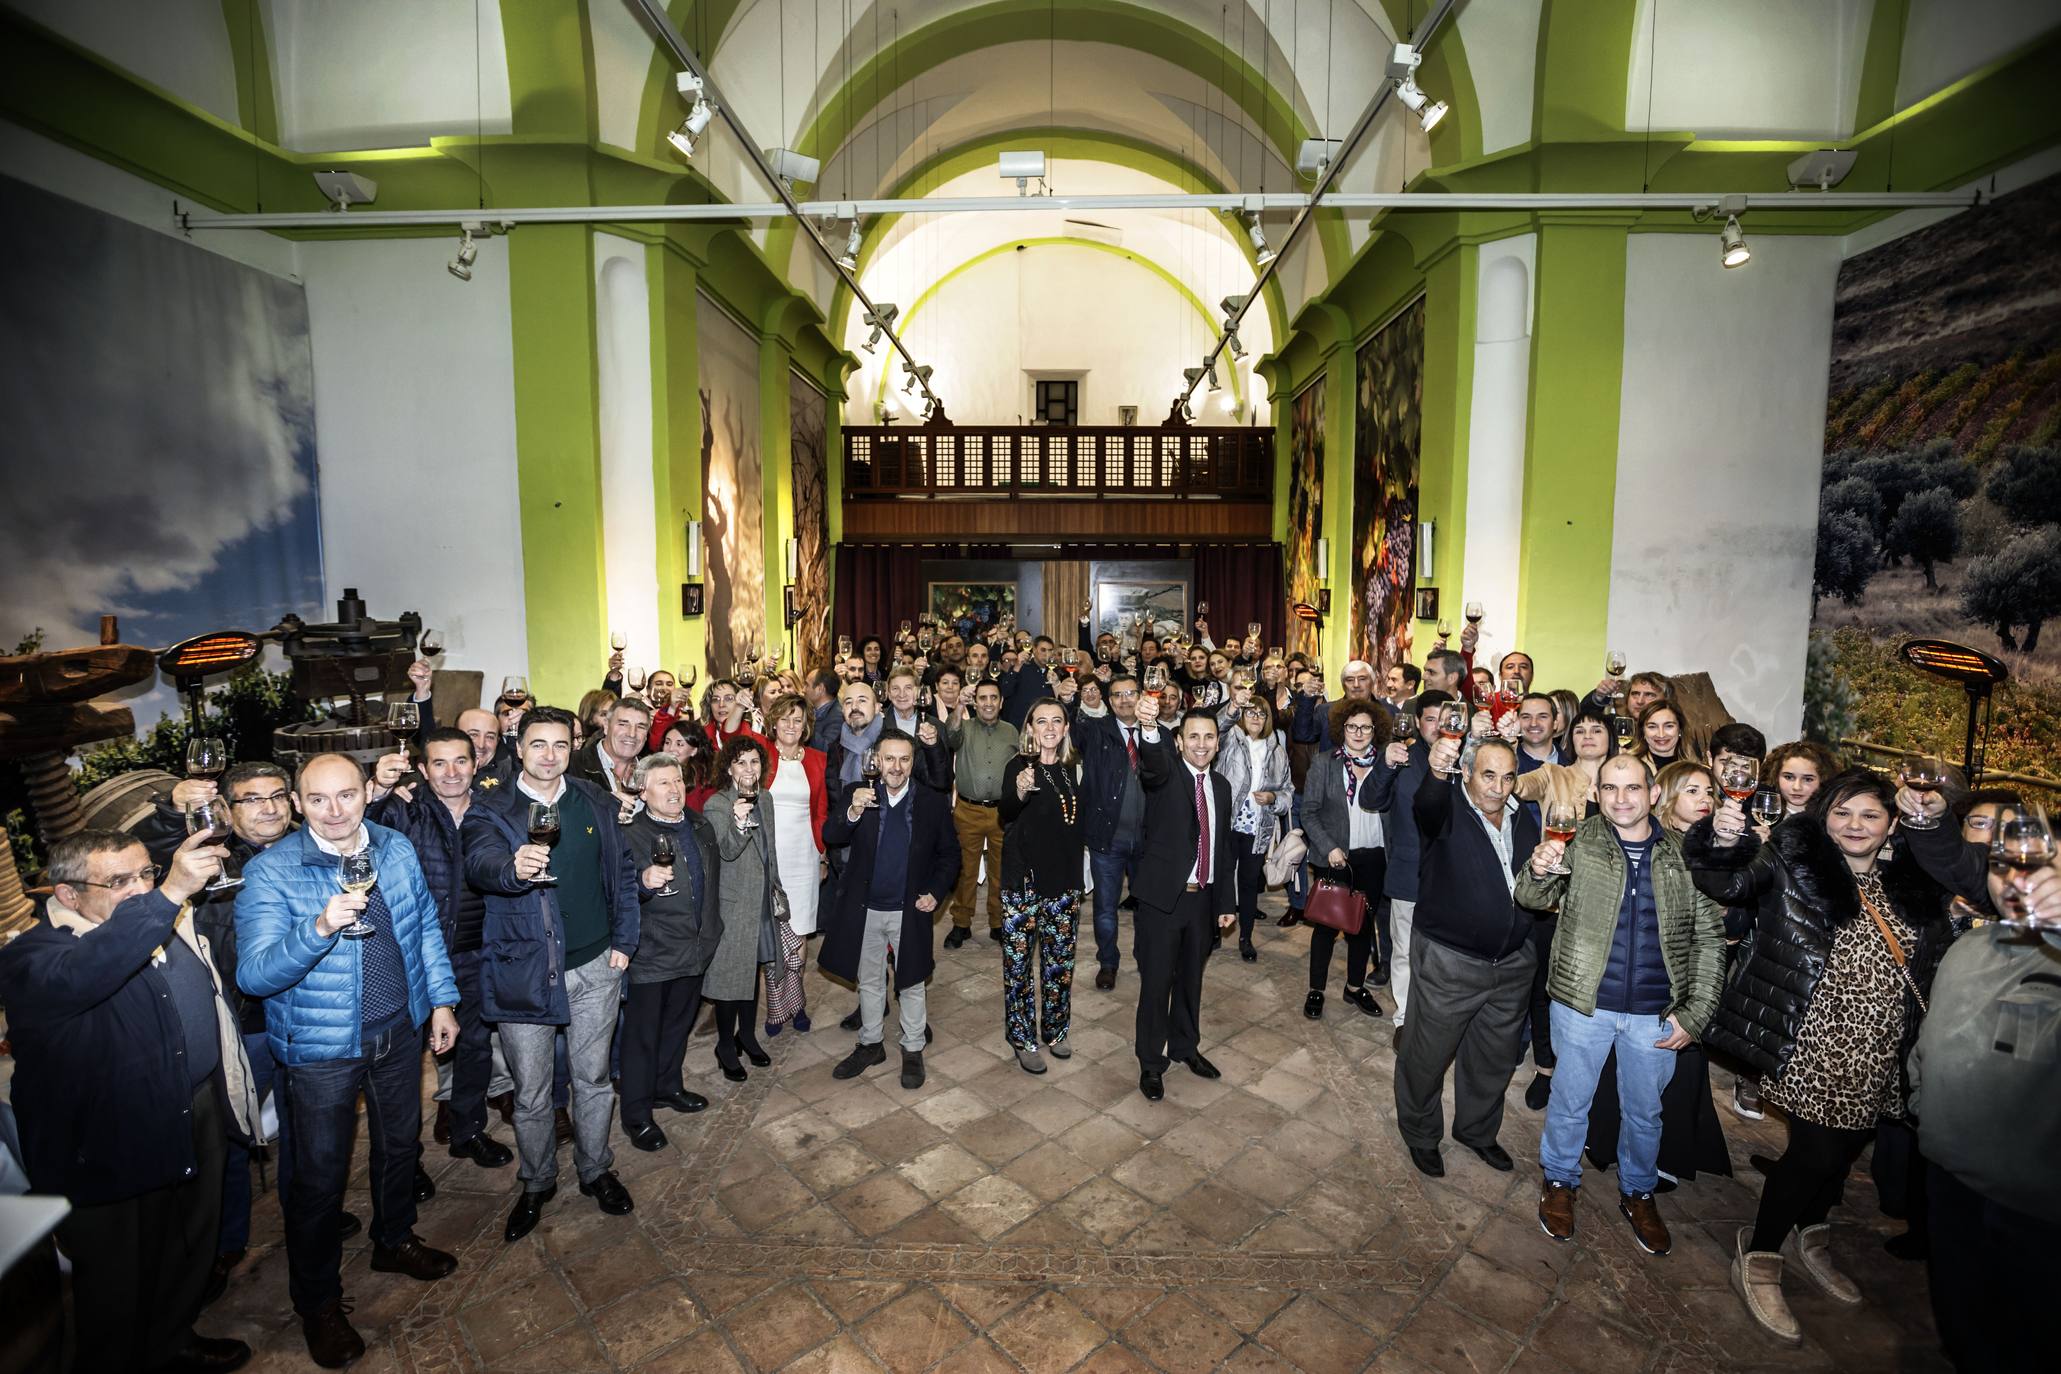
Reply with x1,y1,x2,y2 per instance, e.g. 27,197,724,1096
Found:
1302,867,1367,935
1264,826,1307,887
1859,885,1928,1015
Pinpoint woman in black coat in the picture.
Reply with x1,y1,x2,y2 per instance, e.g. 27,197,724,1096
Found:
1681,769,1985,1347
998,699,1086,1074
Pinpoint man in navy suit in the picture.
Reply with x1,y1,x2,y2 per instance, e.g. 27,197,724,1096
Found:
1130,702,1239,1101
1071,672,1166,989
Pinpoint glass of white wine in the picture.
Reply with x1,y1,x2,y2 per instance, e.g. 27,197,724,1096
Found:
337,849,378,939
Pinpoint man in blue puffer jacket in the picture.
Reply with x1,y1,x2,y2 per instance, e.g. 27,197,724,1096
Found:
237,753,461,1370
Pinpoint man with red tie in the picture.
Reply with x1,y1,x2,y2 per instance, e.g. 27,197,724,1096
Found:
1129,700,1239,1101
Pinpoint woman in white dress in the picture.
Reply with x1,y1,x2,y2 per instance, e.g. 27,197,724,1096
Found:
761,693,830,1036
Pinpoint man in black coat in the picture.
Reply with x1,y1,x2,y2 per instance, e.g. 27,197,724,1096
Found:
0,828,255,1374
1072,672,1168,991
1130,701,1239,1101
1392,738,1540,1179
819,730,961,1090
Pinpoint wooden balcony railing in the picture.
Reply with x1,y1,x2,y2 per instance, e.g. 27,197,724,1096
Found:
842,426,1272,500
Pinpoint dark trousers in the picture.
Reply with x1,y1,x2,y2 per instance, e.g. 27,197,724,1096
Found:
1749,1116,1871,1253
1089,836,1142,970
219,1028,282,1255
621,974,704,1127
1232,837,1266,942
1526,916,1557,1071
1393,929,1535,1150
57,1082,223,1372
1134,889,1213,1072
1309,848,1384,990
445,948,496,1147
280,1015,423,1315
1927,1160,2055,1373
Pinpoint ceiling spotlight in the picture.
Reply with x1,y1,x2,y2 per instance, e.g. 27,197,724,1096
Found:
765,147,820,189
1221,294,1250,359
837,220,862,271
903,363,934,394
667,100,715,159
862,302,898,354
1243,214,1276,266
447,227,478,281
1386,43,1448,133
1295,139,1342,179
1720,215,1751,268
1183,367,1204,393
1203,360,1222,393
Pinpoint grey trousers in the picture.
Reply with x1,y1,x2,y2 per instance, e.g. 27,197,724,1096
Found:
861,907,927,1053
1392,927,1535,1152
433,1028,513,1101
1388,899,1416,1028
503,958,623,1190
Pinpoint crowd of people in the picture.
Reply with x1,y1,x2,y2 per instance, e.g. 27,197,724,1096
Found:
1,608,2055,1373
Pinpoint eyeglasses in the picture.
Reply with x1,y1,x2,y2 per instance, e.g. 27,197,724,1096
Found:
71,865,161,890
1343,723,1377,734
230,791,290,808
1242,708,1268,718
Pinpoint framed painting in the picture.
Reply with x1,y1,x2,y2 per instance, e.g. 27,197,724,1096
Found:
929,581,1016,638
1095,581,1188,644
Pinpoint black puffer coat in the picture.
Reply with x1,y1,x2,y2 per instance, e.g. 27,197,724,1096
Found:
1679,813,1984,1082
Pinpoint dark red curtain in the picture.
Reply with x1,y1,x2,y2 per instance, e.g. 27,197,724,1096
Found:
832,545,925,643
1194,543,1285,652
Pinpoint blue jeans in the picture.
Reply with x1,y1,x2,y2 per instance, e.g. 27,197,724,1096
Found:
1539,1004,1680,1196
279,1013,423,1314
218,1028,285,1254
1089,837,1141,971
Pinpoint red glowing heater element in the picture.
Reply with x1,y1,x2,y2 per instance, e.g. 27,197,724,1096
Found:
1896,638,2008,778
158,631,262,678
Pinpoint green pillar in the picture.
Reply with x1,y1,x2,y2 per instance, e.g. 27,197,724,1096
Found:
1415,243,1475,641
760,336,795,668
1517,216,1631,684
650,240,705,684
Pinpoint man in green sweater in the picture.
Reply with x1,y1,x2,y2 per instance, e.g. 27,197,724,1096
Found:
1515,755,1726,1258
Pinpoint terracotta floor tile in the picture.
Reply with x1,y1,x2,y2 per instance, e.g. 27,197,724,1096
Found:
1432,1252,1553,1338
783,1334,891,1373
899,1141,993,1200
592,1279,707,1366
954,1108,1045,1165
1054,1175,1158,1246
1057,1115,1150,1172
457,1272,580,1365
1170,1178,1276,1245
1254,1294,1383,1374
1001,1139,1099,1202
1065,1284,1162,1331
1110,1142,1207,1205
988,1290,1108,1374
1525,1302,1648,1374
937,1281,1040,1328
722,1283,841,1372
1009,1086,1097,1137
719,1166,817,1231
938,1173,1042,1240
831,1171,934,1236
913,1084,997,1131
1193,1286,1296,1334
1120,1293,1242,1370
855,1287,976,1372
1388,1301,1521,1374
852,1110,951,1165
488,1320,612,1373
789,1138,887,1197
929,1336,1023,1374
808,1279,910,1324
636,1325,748,1373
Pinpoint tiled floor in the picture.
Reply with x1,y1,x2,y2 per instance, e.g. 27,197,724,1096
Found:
203,891,1949,1372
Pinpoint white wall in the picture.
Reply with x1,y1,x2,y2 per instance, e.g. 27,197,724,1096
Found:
8,0,241,126
593,233,662,668
1463,234,1534,636
297,236,528,684
1609,233,1844,742
867,242,1246,426
263,0,512,150
1455,0,1541,156
1626,0,1871,139
1897,0,2059,109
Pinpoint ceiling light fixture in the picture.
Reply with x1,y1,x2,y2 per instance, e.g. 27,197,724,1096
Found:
668,71,715,159
862,302,898,353
1296,139,1342,179
1386,44,1448,133
1221,294,1249,359
1203,359,1222,392
765,147,820,189
1243,213,1276,266
903,363,934,394
447,226,479,281
1720,214,1751,268
837,219,862,271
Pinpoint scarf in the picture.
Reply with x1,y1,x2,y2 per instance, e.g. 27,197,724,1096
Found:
1337,746,1375,795
838,714,886,785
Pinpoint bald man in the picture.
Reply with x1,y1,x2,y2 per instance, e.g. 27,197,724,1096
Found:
457,706,519,785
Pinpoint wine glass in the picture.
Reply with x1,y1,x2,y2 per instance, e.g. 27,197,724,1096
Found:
1718,758,1758,809
651,832,678,897
336,849,378,938
1896,755,1946,831
1392,711,1417,744
1061,648,1080,675
1990,809,2057,926
1247,620,1263,645
1196,601,1209,619
736,788,760,831
185,735,228,783
627,665,647,693
611,630,628,653
501,675,529,699
900,619,913,637
1436,617,1452,640
1464,601,1484,626
1018,729,1041,791
1612,715,1637,755
837,635,854,658
1543,803,1579,875
385,701,420,756
526,801,560,884
1604,648,1628,679
419,627,445,659
1751,787,1785,830
186,798,242,891
1436,702,1469,780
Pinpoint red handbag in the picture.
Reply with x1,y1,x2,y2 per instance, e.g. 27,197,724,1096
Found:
1301,870,1367,935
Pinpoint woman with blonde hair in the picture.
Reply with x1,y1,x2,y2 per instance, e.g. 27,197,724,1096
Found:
997,699,1085,1073
757,693,829,1038
1656,760,1719,836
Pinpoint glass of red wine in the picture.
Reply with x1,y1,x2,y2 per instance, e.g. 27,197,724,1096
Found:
1436,702,1469,782
1990,809,2057,927
526,801,560,884
1542,803,1578,875
1896,755,1946,831
651,833,678,897
186,798,242,892
1718,759,1758,813
186,735,227,783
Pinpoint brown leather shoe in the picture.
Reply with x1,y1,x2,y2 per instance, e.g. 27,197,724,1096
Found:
1538,1179,1577,1241
301,1299,365,1370
432,1101,451,1144
488,1091,515,1126
554,1107,575,1146
1619,1191,1672,1256
370,1235,459,1281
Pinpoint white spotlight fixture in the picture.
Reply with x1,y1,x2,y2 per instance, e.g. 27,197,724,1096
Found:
668,101,715,159
903,363,933,394
1720,215,1751,269
862,302,898,353
1243,213,1276,266
312,170,378,212
837,219,862,271
1296,139,1342,179
765,147,820,189
1386,44,1448,133
447,226,478,281
999,150,1047,195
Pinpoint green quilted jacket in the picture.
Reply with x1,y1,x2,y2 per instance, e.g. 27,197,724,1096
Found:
1513,816,1728,1038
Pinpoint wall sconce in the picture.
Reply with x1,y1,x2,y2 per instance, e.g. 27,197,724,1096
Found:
685,519,703,578
1315,536,1330,581
784,537,799,581
1418,519,1436,582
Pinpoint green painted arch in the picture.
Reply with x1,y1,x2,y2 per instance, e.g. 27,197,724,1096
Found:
801,126,1299,350
867,236,1248,416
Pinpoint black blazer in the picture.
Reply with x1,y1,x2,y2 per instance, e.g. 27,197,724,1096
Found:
1411,778,1540,960
1071,711,1172,852
1133,734,1239,917
818,785,961,992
